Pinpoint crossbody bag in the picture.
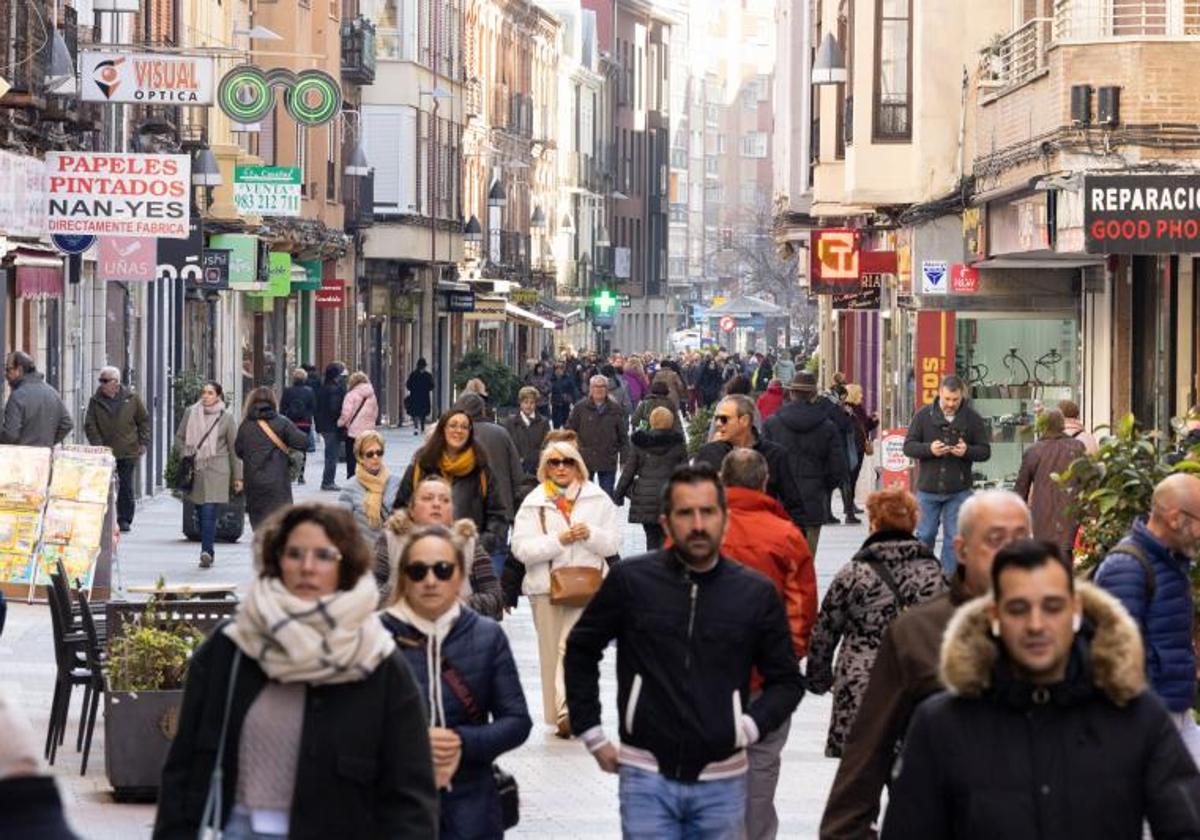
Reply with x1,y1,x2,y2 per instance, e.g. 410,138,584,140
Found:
258,420,304,481
177,410,223,493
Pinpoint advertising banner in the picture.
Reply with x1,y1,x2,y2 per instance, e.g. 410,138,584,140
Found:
156,216,202,283
45,152,190,239
98,237,157,282
915,311,956,407
234,166,301,217
0,151,46,238
197,250,230,290
832,273,882,310
316,277,345,309
81,52,214,104
1083,175,1200,253
208,233,262,290
810,229,861,294
247,252,292,298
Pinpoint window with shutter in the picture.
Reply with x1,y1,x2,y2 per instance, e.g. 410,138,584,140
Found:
362,105,418,212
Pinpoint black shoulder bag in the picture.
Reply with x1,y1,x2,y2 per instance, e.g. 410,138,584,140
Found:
177,410,224,494
197,649,243,840
440,660,519,830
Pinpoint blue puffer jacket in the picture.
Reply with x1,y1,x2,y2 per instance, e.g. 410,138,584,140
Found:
381,607,532,839
1094,517,1196,711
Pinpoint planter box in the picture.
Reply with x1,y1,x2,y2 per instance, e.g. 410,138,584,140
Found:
105,690,184,802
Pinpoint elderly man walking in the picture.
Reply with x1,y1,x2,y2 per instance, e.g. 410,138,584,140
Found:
84,366,150,532
566,374,630,498
2,351,72,447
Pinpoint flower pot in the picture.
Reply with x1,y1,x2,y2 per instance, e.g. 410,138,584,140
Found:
105,689,184,802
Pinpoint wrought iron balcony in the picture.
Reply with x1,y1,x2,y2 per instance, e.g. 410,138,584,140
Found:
343,170,376,232
341,16,377,85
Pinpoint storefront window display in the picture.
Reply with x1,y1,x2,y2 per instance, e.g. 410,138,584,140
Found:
956,314,1079,489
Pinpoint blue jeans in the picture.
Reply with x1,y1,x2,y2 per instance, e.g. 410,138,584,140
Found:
197,502,218,557
916,489,972,574
619,765,746,839
321,431,341,487
595,469,616,498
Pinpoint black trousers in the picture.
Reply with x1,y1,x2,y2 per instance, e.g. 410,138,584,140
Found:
642,522,665,551
116,457,137,527
345,435,356,479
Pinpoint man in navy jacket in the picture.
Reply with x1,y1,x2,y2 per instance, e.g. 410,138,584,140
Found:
1095,473,1200,768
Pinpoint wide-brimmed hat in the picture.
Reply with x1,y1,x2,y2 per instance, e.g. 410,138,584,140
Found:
785,372,818,393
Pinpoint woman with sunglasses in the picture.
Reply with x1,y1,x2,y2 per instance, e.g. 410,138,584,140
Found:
338,431,402,549
510,440,619,737
380,525,531,839
375,476,504,619
155,503,437,839
397,410,507,555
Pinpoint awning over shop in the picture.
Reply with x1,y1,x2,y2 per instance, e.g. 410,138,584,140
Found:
464,295,506,321
13,249,64,299
505,302,556,329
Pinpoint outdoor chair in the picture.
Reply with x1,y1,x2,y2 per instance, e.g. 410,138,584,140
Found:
74,588,106,775
44,574,91,767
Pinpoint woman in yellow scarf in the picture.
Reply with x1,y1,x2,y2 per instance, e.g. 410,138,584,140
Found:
396,410,507,555
337,430,402,548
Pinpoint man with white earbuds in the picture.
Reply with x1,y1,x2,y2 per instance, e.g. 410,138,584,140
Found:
883,539,1200,838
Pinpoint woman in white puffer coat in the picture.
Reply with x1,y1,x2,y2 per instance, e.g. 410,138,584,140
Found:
510,439,619,737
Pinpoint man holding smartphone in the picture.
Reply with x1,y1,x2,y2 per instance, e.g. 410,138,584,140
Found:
903,374,991,573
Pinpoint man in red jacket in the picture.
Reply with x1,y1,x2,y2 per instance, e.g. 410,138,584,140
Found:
719,447,817,840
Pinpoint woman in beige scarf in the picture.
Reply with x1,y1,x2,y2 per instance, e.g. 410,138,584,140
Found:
155,503,437,838
172,380,242,569
338,430,402,549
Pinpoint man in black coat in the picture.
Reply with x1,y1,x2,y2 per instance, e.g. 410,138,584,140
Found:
314,363,346,491
882,539,1200,839
762,372,847,553
564,463,803,837
902,374,991,574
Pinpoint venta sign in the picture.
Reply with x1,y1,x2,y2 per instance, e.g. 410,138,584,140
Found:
1084,175,1200,254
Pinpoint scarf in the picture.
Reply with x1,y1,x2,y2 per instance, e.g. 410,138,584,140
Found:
184,401,225,460
224,574,396,685
543,480,582,522
355,463,391,530
385,600,462,727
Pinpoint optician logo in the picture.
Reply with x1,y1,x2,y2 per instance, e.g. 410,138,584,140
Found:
217,65,342,127
91,58,125,100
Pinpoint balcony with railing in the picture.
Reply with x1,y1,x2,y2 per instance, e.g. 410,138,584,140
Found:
1054,0,1200,41
464,77,482,119
980,17,1053,93
343,171,376,232
341,16,377,85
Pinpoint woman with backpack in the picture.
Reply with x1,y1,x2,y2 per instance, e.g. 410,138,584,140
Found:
235,387,309,531
281,368,317,484
804,488,947,757
613,407,687,550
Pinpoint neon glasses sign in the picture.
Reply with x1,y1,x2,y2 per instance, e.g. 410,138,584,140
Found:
217,66,343,127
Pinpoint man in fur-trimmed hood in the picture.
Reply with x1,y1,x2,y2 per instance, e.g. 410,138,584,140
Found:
882,539,1200,839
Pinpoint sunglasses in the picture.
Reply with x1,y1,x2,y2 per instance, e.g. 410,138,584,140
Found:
546,458,574,468
403,561,457,582
362,449,384,458
99,378,115,384
713,415,734,425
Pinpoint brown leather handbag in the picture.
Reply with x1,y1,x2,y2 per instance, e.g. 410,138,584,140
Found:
538,507,602,607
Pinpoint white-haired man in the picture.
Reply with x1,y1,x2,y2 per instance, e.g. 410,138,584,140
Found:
566,374,630,498
84,366,150,531
820,489,1032,838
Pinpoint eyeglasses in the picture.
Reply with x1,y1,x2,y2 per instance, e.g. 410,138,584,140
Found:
282,546,342,565
403,561,457,582
713,415,734,425
362,449,384,459
546,458,574,468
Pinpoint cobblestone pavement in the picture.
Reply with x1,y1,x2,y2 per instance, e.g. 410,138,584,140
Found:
2,425,871,838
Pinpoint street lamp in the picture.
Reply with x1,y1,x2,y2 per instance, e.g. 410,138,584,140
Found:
487,179,508,208
463,215,483,242
811,33,847,85
342,111,370,176
530,206,546,229
192,147,222,209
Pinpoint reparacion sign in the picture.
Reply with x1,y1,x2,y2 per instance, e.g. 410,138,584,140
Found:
1084,174,1200,253
45,152,191,239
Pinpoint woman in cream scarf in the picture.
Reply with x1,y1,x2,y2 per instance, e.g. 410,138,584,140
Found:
172,380,242,569
155,503,437,838
338,430,402,549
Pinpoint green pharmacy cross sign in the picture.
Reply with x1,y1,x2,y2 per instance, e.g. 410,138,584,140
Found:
592,289,618,326
218,65,343,127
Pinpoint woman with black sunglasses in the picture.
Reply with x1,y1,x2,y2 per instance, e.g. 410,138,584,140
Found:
381,525,531,840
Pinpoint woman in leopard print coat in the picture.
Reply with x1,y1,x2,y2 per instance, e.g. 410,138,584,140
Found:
805,487,948,757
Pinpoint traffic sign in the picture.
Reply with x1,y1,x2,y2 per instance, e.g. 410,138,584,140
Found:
719,315,736,333
52,234,96,255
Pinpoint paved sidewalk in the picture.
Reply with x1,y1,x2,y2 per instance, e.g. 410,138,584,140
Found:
2,425,871,838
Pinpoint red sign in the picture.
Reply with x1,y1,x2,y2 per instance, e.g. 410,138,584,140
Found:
316,277,345,309
915,311,956,407
950,264,979,293
810,229,860,293
880,428,911,490
719,315,735,333
98,236,156,282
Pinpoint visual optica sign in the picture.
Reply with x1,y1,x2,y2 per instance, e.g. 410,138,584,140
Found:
80,52,214,104
217,66,343,127
45,152,190,239
1083,175,1200,253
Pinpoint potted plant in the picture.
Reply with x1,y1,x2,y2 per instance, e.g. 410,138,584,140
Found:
104,594,205,801
453,349,522,408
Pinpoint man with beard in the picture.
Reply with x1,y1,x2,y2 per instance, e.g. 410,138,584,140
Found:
564,463,803,838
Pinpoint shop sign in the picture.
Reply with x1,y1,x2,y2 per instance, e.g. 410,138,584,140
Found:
316,277,345,309
895,230,913,293
208,233,262,290
832,273,881,310
915,311,956,407
45,152,190,239
880,428,911,490
810,229,860,294
617,293,633,308
962,206,985,262
291,259,323,291
614,247,631,279
217,65,342,128
80,52,214,104
368,284,391,315
249,252,292,297
197,250,230,290
234,166,301,217
98,236,156,282
511,288,539,307
156,216,202,283
392,294,415,320
445,290,476,312
1083,175,1200,254
920,260,948,295
0,151,46,238
989,192,1049,255
950,264,979,294
51,234,95,255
